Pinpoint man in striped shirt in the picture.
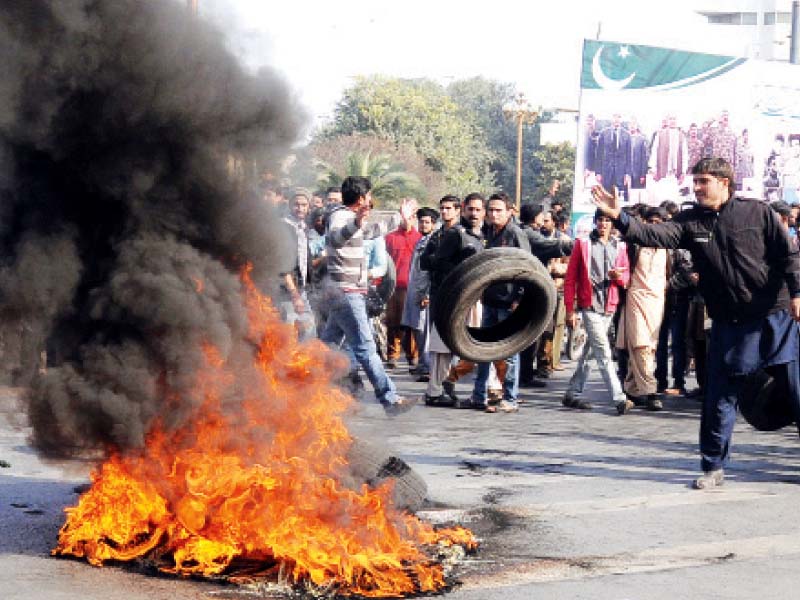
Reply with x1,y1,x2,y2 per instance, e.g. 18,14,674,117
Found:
319,176,417,416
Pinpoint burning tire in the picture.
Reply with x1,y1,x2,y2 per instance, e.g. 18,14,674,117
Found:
433,248,557,363
346,438,427,512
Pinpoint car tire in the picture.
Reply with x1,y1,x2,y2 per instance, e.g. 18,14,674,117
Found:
433,248,557,363
346,437,428,513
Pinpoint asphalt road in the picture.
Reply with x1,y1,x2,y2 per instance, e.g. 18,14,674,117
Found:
2,359,800,600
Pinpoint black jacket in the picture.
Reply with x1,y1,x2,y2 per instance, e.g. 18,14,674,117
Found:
521,225,573,262
482,221,531,309
616,198,800,323
420,222,485,297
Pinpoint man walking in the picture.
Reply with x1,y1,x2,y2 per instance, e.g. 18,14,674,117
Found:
593,157,800,488
320,176,416,416
563,211,630,412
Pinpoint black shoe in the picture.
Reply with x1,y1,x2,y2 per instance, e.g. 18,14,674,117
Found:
442,380,459,405
415,373,430,382
521,378,547,388
383,396,418,416
455,396,482,410
424,393,443,406
627,393,647,407
646,395,663,411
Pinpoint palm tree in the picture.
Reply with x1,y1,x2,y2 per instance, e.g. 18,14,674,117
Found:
315,150,425,209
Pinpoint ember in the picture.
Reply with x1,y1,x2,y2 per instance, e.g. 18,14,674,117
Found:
53,271,476,597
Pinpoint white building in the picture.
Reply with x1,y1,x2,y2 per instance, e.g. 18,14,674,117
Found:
696,0,797,60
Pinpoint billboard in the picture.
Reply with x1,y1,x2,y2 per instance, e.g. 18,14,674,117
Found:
573,39,800,236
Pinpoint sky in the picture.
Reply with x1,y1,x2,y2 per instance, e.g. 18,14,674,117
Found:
200,1,760,134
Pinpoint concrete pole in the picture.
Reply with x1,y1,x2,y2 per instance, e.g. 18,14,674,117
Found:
516,115,523,211
792,1,800,64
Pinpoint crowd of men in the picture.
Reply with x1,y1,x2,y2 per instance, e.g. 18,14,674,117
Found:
270,156,800,490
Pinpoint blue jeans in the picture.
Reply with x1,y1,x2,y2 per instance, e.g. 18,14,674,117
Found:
655,300,689,390
320,290,398,404
472,307,520,405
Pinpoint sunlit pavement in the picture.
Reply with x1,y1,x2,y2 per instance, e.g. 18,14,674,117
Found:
3,357,800,599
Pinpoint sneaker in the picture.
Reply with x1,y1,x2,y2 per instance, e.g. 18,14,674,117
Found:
616,399,635,415
575,399,593,410
646,395,663,411
382,396,418,416
497,400,520,413
693,469,724,490
562,394,577,408
442,380,459,405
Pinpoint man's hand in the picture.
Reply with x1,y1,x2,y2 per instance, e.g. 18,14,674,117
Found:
689,272,700,286
591,184,622,219
566,312,578,329
420,296,430,308
354,202,370,228
291,293,306,314
399,197,418,226
791,297,800,321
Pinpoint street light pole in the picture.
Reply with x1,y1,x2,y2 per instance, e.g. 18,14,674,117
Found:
503,93,540,211
187,0,198,15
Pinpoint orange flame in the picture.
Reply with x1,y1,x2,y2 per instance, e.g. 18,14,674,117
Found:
53,267,476,596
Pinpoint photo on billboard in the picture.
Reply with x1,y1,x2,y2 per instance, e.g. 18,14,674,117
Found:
573,39,800,233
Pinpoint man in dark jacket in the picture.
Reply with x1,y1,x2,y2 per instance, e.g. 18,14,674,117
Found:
593,157,800,489
470,192,531,413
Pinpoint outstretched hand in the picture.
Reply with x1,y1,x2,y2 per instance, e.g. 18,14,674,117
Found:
400,197,418,225
591,184,621,220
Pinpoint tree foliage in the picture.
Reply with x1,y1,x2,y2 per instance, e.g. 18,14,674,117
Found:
321,76,495,195
530,143,576,211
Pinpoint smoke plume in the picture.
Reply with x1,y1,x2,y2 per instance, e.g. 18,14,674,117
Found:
0,0,306,456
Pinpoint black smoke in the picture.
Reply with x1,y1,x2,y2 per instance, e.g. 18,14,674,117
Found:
0,0,306,456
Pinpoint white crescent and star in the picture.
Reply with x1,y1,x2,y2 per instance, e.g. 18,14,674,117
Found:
592,45,636,90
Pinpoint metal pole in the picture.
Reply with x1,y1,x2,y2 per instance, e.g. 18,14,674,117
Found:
791,1,800,64
516,115,523,210
187,0,198,16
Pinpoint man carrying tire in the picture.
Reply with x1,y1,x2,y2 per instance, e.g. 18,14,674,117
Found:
592,157,800,489
470,192,532,413
420,193,483,407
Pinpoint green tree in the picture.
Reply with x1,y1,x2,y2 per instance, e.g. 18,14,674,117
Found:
529,142,576,212
315,149,425,209
305,133,447,205
321,76,495,195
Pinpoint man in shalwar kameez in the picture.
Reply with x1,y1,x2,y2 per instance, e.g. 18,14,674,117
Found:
616,207,670,413
593,158,800,490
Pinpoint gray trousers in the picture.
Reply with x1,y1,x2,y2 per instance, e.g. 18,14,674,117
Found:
566,310,625,404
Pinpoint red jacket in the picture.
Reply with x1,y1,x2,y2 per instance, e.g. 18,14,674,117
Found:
564,236,629,315
385,227,422,289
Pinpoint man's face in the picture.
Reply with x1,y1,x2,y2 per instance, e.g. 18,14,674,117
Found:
791,207,799,227
418,216,435,235
486,199,510,229
595,215,613,235
668,115,677,129
720,111,729,127
689,124,698,139
291,195,309,220
439,201,460,225
312,195,324,208
314,215,325,234
541,212,554,233
693,173,730,208
327,191,342,205
463,199,485,229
